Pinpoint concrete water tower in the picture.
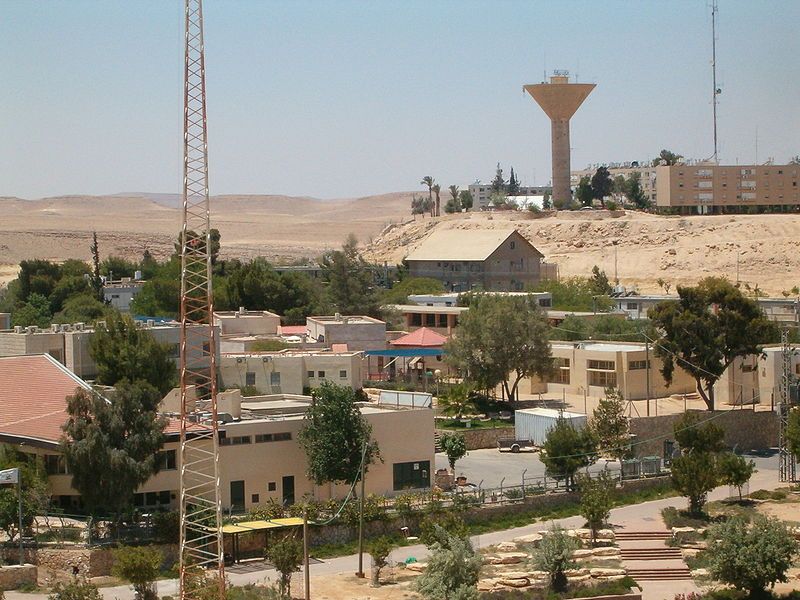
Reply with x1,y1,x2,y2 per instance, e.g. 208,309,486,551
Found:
524,71,595,205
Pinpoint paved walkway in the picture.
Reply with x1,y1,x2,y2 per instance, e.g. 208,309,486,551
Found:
6,461,780,600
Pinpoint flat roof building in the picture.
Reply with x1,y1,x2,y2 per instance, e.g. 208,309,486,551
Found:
306,314,386,352
407,291,552,308
103,278,145,313
571,163,657,205
467,184,552,211
214,308,281,337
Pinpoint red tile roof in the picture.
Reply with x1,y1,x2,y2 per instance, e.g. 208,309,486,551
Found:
390,327,448,348
279,325,306,336
0,355,91,447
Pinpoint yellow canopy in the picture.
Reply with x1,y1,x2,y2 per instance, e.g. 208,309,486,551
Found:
219,517,305,535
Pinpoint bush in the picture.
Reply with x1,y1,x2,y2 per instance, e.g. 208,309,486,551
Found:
227,584,281,600
579,472,614,545
249,498,285,520
420,511,468,547
266,535,302,600
671,451,718,515
606,200,619,211
533,525,581,592
717,453,755,500
48,579,103,600
112,545,163,600
413,525,481,600
152,511,179,543
367,536,393,587
707,515,799,595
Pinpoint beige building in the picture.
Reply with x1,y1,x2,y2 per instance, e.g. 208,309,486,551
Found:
219,350,364,395
306,315,386,352
0,321,217,380
571,163,657,204
102,278,145,312
716,345,800,407
214,309,281,337
1,355,434,513
405,228,548,292
527,341,696,401
655,163,800,213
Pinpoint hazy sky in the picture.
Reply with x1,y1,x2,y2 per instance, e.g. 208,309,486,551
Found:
2,1,799,200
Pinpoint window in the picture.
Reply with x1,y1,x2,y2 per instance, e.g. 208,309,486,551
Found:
158,449,177,470
318,370,326,378
307,370,314,378
588,370,617,387
539,298,552,307
268,482,277,491
554,367,570,384
169,343,180,358
510,241,516,249
339,370,347,378
245,371,256,386
270,372,281,387
393,460,431,491
252,494,260,504
44,454,68,475
741,364,756,373
255,432,291,443
220,435,251,446
587,359,615,370
134,490,172,508
629,360,650,370
626,302,639,310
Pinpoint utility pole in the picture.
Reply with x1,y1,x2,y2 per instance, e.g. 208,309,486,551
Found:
178,2,225,598
711,0,720,163
645,337,651,417
303,509,310,600
779,328,797,482
356,441,367,578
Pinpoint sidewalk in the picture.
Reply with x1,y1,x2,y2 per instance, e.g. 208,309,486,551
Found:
6,463,781,600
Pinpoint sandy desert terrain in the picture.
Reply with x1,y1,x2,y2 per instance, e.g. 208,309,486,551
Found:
364,209,800,296
2,194,800,296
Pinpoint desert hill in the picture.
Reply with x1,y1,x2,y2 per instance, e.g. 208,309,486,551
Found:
363,210,800,296
0,192,414,283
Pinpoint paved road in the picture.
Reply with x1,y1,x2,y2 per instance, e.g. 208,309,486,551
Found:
7,454,781,600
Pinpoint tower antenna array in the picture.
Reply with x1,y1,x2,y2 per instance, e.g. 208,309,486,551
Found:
179,0,225,597
711,0,720,163
779,328,797,482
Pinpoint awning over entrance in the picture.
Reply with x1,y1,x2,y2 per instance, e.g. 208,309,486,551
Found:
219,517,305,534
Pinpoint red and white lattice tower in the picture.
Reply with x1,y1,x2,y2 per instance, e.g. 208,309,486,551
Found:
179,0,225,597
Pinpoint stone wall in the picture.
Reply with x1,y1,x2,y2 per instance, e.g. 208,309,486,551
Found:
0,565,37,591
629,410,778,458
437,426,516,450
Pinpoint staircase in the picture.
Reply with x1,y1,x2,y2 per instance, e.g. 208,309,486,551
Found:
617,530,693,582
615,530,672,542
626,567,693,581
621,547,684,560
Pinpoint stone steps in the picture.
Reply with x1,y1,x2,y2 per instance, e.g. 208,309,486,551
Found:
620,547,683,560
626,568,693,581
615,531,672,541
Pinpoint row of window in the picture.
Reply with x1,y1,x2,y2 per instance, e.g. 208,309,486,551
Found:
220,432,293,446
307,370,347,379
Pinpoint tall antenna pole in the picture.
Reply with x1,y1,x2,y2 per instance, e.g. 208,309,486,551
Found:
179,1,225,598
711,0,719,163
779,328,797,482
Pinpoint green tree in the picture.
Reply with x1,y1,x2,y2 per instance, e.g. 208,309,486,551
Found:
671,451,718,516
421,176,435,217
441,432,467,471
652,149,683,166
507,167,520,195
266,535,302,600
174,228,221,266
297,382,379,485
138,249,159,280
533,277,614,312
320,235,380,317
718,452,755,500
100,256,138,279
48,578,104,600
112,545,162,600
61,381,167,519
591,167,613,207
591,388,630,461
575,176,593,208
89,312,176,394
54,294,109,324
90,232,103,300
0,446,50,541
540,418,597,491
381,277,444,305
707,516,798,595
49,272,91,314
624,172,649,209
534,525,581,592
579,472,614,546
542,191,552,210
411,195,427,218
367,537,393,587
445,294,552,402
490,163,505,193
459,190,474,211
674,411,726,454
649,277,777,410
11,292,52,327
590,265,613,295
432,183,441,217
17,259,62,301
414,525,481,600
437,384,478,421
787,407,800,458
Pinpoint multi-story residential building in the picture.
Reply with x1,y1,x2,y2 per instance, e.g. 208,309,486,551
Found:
306,315,387,352
468,184,552,211
218,350,364,395
571,162,657,204
407,291,553,308
0,354,434,513
0,321,217,380
405,228,550,292
655,163,800,213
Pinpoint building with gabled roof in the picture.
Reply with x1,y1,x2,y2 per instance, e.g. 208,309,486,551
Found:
404,228,548,292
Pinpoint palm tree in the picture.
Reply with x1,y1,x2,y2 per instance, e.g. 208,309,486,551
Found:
421,176,435,216
432,184,441,217
448,185,460,213
437,383,478,421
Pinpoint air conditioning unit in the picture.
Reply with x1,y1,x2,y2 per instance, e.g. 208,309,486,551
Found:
14,326,23,334
51,324,60,333
26,326,37,334
262,356,271,363
96,320,107,330
146,319,155,328
74,323,84,331
60,324,71,332
236,357,243,363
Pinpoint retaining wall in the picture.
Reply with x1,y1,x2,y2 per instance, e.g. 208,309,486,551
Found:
0,565,37,591
436,426,516,450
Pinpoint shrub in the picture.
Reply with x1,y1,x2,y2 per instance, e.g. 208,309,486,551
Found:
266,535,302,600
249,498,285,520
413,525,481,600
707,516,798,595
533,525,581,592
393,492,417,519
367,536,393,587
671,451,718,515
606,200,619,211
717,453,755,500
227,584,280,600
579,472,614,545
152,511,179,543
48,579,103,600
440,432,468,471
420,511,468,547
112,545,163,600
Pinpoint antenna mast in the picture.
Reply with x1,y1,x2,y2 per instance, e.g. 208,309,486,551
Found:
779,328,797,482
711,0,719,163
179,0,225,597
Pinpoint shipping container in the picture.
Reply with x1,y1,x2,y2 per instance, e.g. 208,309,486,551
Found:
514,407,587,446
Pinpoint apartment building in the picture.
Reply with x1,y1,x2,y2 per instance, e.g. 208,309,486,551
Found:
306,314,387,352
0,321,217,380
468,184,552,211
405,229,548,292
655,163,800,213
407,291,553,308
571,162,657,204
218,350,364,395
0,354,434,513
